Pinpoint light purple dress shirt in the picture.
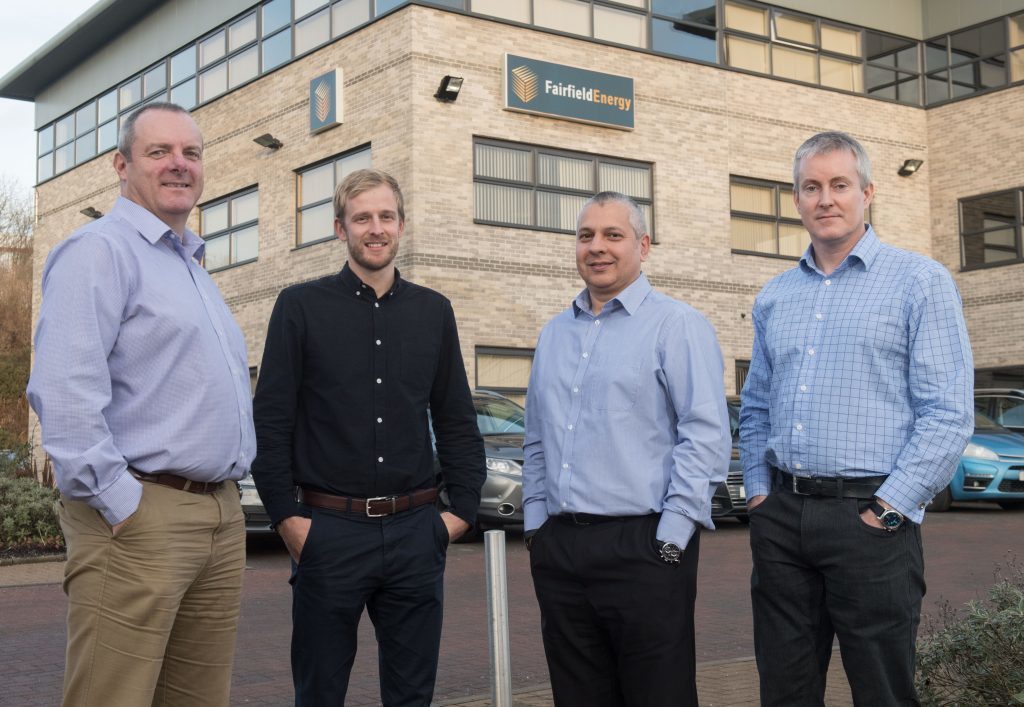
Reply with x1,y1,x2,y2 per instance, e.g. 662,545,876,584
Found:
27,197,255,525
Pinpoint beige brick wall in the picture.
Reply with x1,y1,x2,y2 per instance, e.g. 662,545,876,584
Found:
31,2,1014,454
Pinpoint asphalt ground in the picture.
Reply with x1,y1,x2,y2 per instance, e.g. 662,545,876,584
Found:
1,503,1021,706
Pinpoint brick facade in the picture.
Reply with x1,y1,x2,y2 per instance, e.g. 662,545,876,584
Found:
28,5,1023,450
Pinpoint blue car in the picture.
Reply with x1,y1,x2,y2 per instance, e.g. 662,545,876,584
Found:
930,411,1024,511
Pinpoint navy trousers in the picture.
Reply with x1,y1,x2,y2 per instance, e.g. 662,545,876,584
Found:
749,490,925,707
529,513,701,707
290,503,449,707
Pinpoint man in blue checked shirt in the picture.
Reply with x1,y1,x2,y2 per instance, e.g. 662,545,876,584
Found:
28,103,254,706
523,191,732,707
739,131,973,706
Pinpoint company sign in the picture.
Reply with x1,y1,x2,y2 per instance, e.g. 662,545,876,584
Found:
310,68,344,134
504,54,634,130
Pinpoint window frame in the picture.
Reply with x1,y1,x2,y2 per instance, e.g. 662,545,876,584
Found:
475,346,536,404
473,137,656,240
295,144,373,248
958,187,1023,271
199,185,261,272
729,175,805,260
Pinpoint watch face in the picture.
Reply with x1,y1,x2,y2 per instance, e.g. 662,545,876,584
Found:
880,510,903,529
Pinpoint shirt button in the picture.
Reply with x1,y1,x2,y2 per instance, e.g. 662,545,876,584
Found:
374,303,379,308
567,424,573,430
561,501,567,507
355,290,361,295
824,279,832,286
582,352,589,359
794,462,802,470
595,320,601,326
562,463,569,469
808,348,815,355
800,385,807,392
376,378,382,384
572,387,579,393
815,313,823,320
375,339,381,345
377,457,384,463
795,423,803,431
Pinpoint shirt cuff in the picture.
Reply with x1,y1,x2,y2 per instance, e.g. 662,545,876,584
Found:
656,511,698,549
90,471,143,526
523,499,549,533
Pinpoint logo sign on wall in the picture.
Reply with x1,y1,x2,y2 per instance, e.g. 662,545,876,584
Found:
504,54,634,130
310,68,344,134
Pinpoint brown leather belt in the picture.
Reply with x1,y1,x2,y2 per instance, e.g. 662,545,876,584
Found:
298,487,438,517
130,469,223,495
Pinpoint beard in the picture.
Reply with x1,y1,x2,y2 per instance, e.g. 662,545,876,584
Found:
346,238,398,272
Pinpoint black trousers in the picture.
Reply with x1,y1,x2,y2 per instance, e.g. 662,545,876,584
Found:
290,503,449,707
529,513,701,707
748,490,925,707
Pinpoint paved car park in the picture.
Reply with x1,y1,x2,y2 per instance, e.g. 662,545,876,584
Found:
2,506,1021,706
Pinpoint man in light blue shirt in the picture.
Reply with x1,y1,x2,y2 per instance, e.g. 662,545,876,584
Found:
740,131,973,706
523,191,731,706
27,103,254,706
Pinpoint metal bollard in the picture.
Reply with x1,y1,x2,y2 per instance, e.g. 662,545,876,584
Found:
484,529,512,707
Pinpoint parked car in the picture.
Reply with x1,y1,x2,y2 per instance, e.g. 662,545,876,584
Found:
712,397,748,522
974,388,1024,434
929,410,1024,511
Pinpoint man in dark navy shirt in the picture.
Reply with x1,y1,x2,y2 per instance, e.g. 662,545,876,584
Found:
252,168,484,706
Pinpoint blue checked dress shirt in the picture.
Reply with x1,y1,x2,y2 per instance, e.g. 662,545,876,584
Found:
522,273,732,548
27,197,256,526
739,226,973,524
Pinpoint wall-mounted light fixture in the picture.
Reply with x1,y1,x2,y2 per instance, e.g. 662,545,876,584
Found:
434,75,464,102
253,133,284,149
80,206,103,219
898,159,923,177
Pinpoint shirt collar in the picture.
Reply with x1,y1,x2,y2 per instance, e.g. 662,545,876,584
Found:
572,272,652,317
799,224,880,275
339,261,404,298
111,196,205,262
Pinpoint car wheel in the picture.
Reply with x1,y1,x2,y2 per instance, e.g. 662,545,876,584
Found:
997,501,1024,510
928,486,952,512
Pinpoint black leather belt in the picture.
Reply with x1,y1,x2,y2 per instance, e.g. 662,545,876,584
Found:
778,470,887,499
556,513,650,526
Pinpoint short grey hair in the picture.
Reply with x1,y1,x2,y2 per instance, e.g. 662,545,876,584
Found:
576,191,648,239
117,102,194,161
792,131,873,190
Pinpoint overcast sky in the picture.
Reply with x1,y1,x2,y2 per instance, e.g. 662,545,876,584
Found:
0,0,98,197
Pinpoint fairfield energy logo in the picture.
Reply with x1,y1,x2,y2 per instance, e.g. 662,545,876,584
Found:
543,79,631,112
511,66,538,103
313,79,331,123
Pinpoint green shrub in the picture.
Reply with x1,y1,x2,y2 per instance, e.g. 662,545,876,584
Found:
0,444,63,552
916,557,1024,706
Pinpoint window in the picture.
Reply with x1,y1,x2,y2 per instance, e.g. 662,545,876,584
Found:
296,146,373,246
200,188,260,271
924,19,1007,104
730,177,806,258
651,0,717,62
476,347,535,406
959,189,1022,269
723,1,864,93
865,31,919,104
474,139,654,238
735,359,750,394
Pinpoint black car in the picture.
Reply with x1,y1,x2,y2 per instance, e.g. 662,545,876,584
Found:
711,397,748,522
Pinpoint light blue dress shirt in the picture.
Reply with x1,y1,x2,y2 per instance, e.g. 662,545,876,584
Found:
27,197,255,525
739,226,973,524
522,274,732,548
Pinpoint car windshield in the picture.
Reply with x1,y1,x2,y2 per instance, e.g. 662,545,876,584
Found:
474,397,526,435
975,410,1004,431
727,400,740,442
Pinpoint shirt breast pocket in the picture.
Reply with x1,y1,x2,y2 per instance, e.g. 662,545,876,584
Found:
586,360,641,412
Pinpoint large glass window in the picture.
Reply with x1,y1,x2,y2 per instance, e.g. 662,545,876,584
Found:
959,189,1022,269
729,177,806,258
476,347,535,406
296,146,373,246
200,188,260,271
925,19,1007,104
474,138,654,238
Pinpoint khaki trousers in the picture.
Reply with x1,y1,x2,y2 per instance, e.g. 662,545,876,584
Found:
57,479,245,707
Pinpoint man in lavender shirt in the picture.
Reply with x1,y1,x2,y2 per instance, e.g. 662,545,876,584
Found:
28,102,254,707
